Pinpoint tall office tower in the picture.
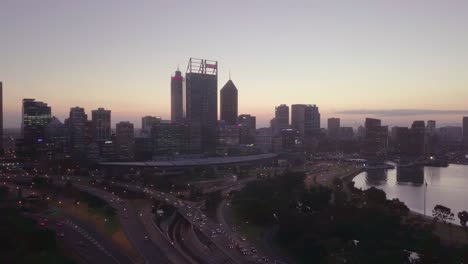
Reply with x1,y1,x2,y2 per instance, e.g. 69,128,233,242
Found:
328,118,341,137
185,58,218,153
291,104,306,134
91,108,111,141
275,104,289,134
171,69,184,122
68,107,88,156
464,117,468,151
238,114,256,144
309,105,321,134
427,120,436,133
391,127,410,156
141,116,161,137
217,120,240,155
220,79,238,125
151,121,190,156
410,121,426,156
44,117,69,160
116,121,135,160
22,99,52,145
0,82,3,150
291,104,320,136
362,118,388,160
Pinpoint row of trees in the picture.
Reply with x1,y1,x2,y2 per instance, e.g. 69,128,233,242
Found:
231,171,468,263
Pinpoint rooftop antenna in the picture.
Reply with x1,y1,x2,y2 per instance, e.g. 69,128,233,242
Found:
229,69,231,80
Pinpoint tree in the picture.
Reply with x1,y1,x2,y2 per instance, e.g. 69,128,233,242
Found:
432,205,454,224
458,211,468,227
458,211,468,236
364,187,387,205
205,191,223,211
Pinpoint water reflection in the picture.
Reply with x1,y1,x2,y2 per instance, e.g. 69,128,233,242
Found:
396,166,424,186
353,164,468,222
365,169,387,186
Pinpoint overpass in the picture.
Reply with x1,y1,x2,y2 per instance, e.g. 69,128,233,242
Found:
99,154,278,177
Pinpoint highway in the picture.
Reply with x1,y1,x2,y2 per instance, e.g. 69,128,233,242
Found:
3,173,283,263
73,184,171,264
109,180,279,264
3,182,130,264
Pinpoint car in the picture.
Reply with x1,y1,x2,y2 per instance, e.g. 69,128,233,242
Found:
58,232,65,238
56,222,63,227
40,222,46,227
241,237,247,241
144,236,149,241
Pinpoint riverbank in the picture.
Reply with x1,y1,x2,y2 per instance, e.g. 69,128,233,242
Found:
342,167,468,246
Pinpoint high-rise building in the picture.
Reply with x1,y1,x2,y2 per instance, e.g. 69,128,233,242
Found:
238,114,256,144
291,104,320,136
91,108,111,141
44,117,69,160
427,120,436,133
141,116,161,137
463,117,468,151
171,69,184,122
22,99,52,145
328,118,341,138
275,104,289,134
151,121,189,156
185,58,218,153
116,121,135,160
220,79,238,125
439,126,463,143
67,107,88,157
217,120,240,155
391,126,410,156
409,121,426,156
0,82,3,150
362,118,388,160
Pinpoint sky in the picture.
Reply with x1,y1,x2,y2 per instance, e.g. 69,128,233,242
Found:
1,0,468,128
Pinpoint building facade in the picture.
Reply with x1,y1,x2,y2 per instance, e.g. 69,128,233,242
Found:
116,121,135,161
171,69,184,122
274,104,289,135
185,58,218,153
91,108,111,142
220,80,238,125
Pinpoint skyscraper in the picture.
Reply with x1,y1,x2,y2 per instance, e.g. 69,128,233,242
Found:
328,118,340,138
291,104,320,136
362,118,388,160
0,82,3,150
220,79,238,125
91,108,111,141
171,69,184,122
185,58,218,153
275,104,289,134
238,114,256,144
141,116,161,137
22,99,52,145
409,121,426,156
116,121,135,160
67,107,88,157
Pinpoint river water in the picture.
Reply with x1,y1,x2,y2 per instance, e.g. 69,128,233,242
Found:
353,164,468,219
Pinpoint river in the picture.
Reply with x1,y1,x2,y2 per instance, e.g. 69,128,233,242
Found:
353,164,468,219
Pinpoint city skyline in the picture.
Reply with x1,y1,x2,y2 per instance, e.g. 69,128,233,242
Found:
2,0,468,128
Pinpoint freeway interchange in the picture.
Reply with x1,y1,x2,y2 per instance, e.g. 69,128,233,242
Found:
2,173,284,264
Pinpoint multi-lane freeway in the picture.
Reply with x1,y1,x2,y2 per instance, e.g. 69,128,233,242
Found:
2,173,284,264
